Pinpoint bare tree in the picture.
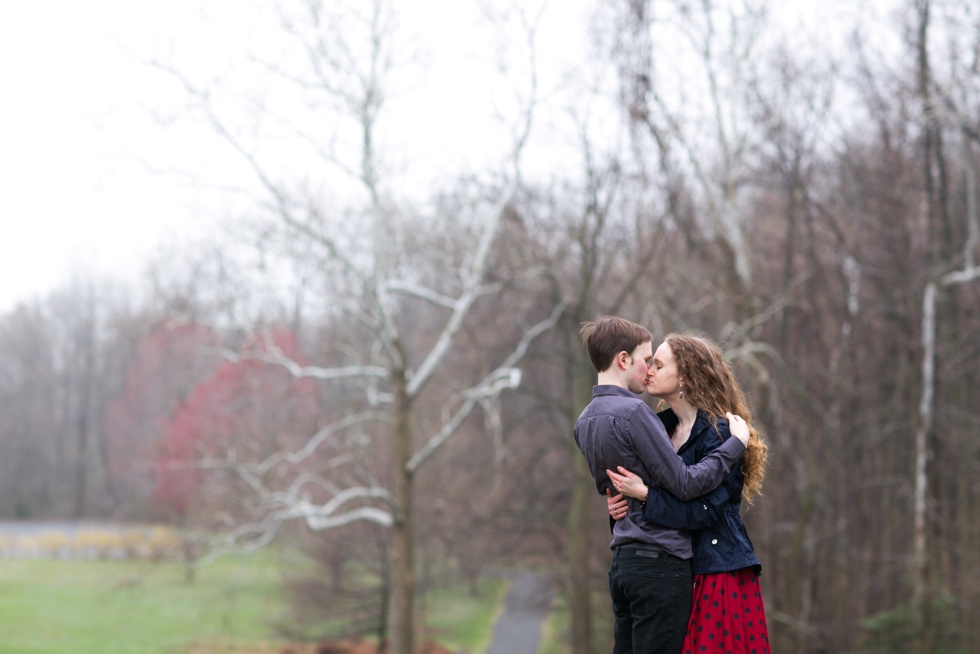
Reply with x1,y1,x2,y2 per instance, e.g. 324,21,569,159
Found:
151,1,564,652
619,0,772,323
909,1,980,649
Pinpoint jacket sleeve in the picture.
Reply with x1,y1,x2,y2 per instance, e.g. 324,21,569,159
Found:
629,408,745,501
643,480,730,529
642,418,737,527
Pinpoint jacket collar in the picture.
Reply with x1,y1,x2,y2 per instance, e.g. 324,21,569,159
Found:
656,406,715,440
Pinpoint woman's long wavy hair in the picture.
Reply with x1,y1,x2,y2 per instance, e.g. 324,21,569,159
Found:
664,332,768,503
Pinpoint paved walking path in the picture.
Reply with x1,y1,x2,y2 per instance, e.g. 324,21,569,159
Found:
485,572,555,654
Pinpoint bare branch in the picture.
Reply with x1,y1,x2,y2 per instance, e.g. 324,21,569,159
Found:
265,486,396,532
497,299,567,370
302,506,394,529
254,411,387,475
384,280,457,309
150,60,364,279
216,344,389,381
196,518,286,565
406,394,482,474
406,300,565,472
258,350,389,382
194,487,394,565
943,265,980,286
406,182,519,398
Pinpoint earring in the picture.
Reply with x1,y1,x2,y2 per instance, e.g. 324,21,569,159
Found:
679,387,683,399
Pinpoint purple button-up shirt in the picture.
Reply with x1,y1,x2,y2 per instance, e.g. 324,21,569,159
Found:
573,385,745,558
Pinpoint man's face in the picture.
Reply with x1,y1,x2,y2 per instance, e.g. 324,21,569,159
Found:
624,341,653,394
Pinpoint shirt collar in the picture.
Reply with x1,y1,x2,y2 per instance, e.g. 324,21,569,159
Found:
592,384,638,398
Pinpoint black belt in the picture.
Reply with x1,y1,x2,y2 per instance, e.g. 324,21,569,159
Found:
615,544,665,557
615,544,690,563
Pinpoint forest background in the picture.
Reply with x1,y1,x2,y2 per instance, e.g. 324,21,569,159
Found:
1,0,979,653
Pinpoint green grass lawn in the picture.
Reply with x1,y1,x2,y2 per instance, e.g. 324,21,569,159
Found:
0,554,512,654
0,554,287,654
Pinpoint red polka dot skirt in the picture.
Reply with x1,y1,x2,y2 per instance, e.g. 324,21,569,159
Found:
682,568,771,654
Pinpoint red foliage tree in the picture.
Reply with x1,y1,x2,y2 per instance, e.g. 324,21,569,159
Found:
104,319,220,515
153,329,321,520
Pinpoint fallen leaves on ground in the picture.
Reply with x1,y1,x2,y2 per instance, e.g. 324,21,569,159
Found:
185,637,453,654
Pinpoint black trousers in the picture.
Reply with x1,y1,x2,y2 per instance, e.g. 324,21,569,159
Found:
608,545,692,654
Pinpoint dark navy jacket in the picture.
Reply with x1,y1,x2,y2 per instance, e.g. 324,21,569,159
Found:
643,408,762,575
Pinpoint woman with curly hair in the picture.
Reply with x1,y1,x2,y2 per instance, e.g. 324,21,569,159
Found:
607,332,771,654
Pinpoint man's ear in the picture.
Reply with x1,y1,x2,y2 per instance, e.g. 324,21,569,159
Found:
616,351,630,370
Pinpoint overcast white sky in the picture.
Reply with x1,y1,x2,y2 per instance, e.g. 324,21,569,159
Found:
0,0,867,313
0,2,215,310
0,0,595,311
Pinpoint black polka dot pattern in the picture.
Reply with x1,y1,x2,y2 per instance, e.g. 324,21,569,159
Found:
680,569,771,654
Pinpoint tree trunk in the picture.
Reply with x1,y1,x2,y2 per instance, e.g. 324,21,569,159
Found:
912,2,936,648
568,454,595,654
388,374,415,654
72,308,96,519
567,329,597,654
73,409,89,518
912,282,936,654
957,138,979,653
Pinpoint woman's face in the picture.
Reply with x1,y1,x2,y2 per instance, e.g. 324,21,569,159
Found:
645,341,681,399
